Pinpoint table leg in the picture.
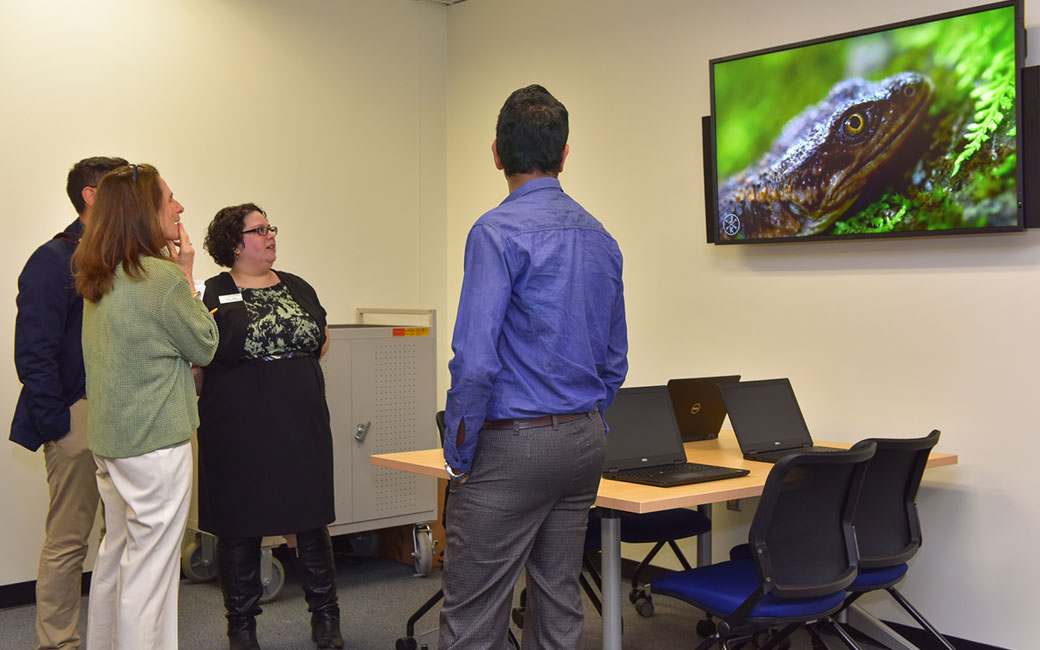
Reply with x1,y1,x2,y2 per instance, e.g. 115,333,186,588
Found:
600,508,623,650
843,604,921,650
696,504,712,567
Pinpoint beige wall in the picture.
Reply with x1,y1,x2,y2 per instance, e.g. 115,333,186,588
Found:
0,0,447,584
2,0,1038,647
444,0,1038,647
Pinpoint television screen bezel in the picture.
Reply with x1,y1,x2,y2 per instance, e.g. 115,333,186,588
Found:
707,0,1026,245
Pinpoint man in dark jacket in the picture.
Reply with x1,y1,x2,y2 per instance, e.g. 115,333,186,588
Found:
11,156,127,650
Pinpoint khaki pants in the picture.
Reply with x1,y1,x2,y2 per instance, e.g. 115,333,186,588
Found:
36,399,100,650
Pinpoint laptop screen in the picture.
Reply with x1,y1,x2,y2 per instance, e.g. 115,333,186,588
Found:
666,375,740,441
602,385,687,471
717,378,814,454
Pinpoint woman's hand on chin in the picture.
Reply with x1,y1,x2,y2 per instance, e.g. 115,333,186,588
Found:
167,222,196,284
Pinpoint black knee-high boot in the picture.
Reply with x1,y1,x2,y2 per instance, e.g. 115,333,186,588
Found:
295,526,343,649
217,536,264,650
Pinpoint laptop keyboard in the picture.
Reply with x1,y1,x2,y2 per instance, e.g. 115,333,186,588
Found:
751,446,842,461
616,462,720,479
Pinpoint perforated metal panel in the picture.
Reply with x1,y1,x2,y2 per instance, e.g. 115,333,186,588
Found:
368,341,420,454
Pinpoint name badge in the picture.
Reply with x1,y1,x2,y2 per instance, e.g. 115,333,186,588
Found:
219,293,244,304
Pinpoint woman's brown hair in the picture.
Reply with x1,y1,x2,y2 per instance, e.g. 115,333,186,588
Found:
73,164,169,302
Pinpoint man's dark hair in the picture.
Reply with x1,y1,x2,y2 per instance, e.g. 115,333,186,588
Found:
66,156,129,215
205,203,267,268
495,84,569,177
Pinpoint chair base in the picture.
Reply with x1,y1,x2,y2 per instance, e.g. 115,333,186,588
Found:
841,585,956,650
844,605,921,650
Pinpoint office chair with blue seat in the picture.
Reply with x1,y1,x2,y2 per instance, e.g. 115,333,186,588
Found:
617,507,712,619
616,511,720,638
836,429,956,650
651,441,877,650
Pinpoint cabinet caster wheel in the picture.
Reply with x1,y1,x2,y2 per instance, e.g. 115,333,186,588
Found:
258,555,284,603
411,525,434,577
395,637,418,650
634,595,654,617
180,539,217,583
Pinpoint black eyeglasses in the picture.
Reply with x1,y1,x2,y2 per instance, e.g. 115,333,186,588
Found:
242,225,278,237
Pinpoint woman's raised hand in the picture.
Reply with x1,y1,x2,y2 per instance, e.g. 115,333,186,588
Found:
168,222,196,286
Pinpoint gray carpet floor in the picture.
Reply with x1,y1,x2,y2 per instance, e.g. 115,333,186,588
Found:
0,556,890,650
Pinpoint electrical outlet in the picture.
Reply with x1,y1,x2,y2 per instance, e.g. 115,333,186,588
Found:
726,499,741,511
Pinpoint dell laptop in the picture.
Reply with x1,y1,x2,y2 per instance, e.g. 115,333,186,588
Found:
666,375,741,441
602,385,749,487
718,378,844,463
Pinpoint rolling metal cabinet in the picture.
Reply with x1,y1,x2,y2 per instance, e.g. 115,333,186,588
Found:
323,320,438,560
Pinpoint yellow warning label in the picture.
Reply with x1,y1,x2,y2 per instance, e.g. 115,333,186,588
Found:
392,327,430,337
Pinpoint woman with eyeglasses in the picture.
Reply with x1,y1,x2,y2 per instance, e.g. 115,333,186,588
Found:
195,203,341,650
73,164,218,650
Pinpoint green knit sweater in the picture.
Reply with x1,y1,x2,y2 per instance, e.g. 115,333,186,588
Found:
82,256,218,458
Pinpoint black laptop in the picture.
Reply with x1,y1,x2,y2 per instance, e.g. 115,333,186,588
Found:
602,385,749,487
717,378,845,463
666,375,741,441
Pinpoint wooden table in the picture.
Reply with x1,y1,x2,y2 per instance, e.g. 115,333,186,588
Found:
371,432,958,650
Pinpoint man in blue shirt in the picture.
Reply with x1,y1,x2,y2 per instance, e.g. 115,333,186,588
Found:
11,156,127,650
440,85,627,650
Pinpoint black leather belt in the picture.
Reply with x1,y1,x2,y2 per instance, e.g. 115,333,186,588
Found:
483,411,597,430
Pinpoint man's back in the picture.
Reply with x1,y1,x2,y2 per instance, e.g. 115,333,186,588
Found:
439,83,628,650
467,177,625,417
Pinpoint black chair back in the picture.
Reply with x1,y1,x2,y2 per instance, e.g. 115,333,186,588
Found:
748,441,876,600
436,411,448,528
852,429,940,569
436,410,446,445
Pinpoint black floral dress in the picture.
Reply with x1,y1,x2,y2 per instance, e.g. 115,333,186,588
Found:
196,272,334,538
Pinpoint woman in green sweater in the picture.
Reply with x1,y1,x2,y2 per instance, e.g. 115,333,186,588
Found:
73,163,218,650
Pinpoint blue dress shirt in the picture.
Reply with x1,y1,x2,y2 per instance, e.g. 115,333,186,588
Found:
444,177,628,472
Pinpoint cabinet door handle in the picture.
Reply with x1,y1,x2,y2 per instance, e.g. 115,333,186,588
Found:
355,421,371,442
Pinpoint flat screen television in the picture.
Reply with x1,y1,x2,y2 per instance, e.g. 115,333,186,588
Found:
708,0,1025,244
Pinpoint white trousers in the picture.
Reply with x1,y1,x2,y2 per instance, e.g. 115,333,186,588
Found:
85,442,192,650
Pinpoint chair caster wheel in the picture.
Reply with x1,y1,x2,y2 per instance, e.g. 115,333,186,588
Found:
750,630,790,649
634,595,654,617
395,637,418,650
511,606,525,629
696,618,717,637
